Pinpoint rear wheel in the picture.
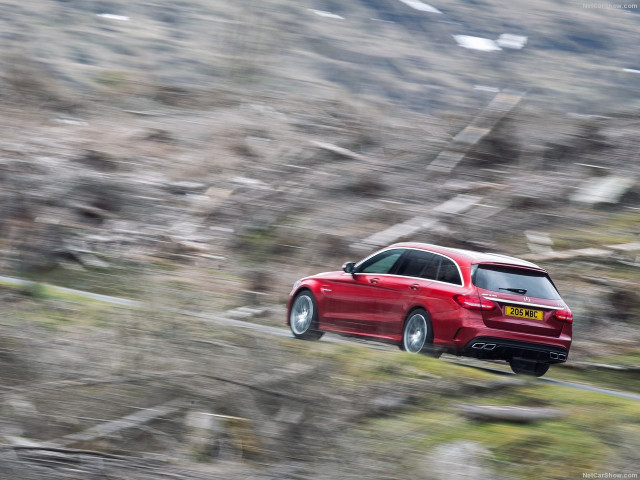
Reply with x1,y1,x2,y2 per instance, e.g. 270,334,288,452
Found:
509,358,549,377
289,291,323,340
400,309,432,354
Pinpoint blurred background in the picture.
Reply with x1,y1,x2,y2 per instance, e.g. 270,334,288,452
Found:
0,0,639,478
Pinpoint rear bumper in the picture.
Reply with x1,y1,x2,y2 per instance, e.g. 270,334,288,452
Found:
437,317,571,361
461,336,569,364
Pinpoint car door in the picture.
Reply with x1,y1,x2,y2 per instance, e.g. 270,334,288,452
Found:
372,249,437,338
415,254,467,342
322,248,405,335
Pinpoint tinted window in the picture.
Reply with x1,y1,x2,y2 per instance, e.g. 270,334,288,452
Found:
420,255,462,285
437,257,462,285
473,265,561,300
357,249,404,274
395,250,437,277
421,255,441,280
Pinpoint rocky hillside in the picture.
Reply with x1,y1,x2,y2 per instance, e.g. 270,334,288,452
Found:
3,0,640,113
2,0,640,320
0,2,639,478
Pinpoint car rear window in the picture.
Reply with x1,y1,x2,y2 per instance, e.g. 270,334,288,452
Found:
473,265,561,300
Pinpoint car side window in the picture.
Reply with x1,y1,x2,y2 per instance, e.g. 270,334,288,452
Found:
421,255,441,280
395,250,437,278
436,257,462,285
421,255,462,285
358,249,404,274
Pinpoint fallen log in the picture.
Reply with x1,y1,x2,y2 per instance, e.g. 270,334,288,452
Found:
458,404,566,423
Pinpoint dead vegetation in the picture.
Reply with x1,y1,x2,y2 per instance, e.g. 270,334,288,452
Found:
0,0,638,478
0,297,523,479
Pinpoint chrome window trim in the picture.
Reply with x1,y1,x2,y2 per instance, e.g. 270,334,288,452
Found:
354,247,465,287
350,272,466,289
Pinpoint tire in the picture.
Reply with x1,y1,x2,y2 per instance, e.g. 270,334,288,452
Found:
509,359,549,377
400,309,432,354
289,291,324,340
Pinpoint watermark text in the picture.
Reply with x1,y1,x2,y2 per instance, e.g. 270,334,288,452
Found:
583,473,638,479
583,3,638,7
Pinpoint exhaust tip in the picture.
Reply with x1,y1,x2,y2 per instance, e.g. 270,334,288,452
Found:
472,343,485,349
558,353,567,361
550,352,558,360
483,344,496,351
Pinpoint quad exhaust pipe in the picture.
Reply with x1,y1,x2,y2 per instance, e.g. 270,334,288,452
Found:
472,342,496,351
471,342,566,361
549,352,567,361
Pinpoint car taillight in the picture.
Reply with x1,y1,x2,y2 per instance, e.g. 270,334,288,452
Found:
454,295,495,311
555,309,573,323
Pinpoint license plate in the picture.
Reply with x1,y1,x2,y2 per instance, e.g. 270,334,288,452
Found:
505,306,543,321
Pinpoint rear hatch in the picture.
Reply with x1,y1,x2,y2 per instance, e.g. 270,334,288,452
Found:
472,264,566,337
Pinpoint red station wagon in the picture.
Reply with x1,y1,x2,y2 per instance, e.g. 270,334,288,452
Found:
287,242,572,377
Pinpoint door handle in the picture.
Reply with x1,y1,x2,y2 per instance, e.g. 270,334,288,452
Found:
369,278,380,284
410,284,419,291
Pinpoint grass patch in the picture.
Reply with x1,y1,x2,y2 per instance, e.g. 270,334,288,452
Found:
548,364,640,394
0,279,121,307
551,211,640,250
18,263,146,299
351,383,640,479
498,210,639,256
282,339,494,390
12,295,144,331
588,348,640,366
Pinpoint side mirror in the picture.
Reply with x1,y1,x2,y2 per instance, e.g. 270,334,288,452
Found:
342,261,356,274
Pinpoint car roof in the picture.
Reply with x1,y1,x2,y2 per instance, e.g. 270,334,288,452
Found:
389,242,544,270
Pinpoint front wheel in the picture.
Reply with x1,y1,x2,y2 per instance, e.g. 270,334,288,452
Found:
400,309,432,354
289,291,323,340
509,359,549,377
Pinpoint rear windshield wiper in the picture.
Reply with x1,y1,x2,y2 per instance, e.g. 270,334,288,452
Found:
499,287,527,295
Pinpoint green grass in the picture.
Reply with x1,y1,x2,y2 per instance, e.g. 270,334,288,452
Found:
17,263,146,299
588,349,640,366
2,291,640,478
5,294,126,331
291,340,493,384
0,279,118,306
550,211,640,251
351,383,640,479
497,210,640,257
302,341,640,479
549,364,640,394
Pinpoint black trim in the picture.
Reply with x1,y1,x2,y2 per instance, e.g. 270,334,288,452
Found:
462,337,568,364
